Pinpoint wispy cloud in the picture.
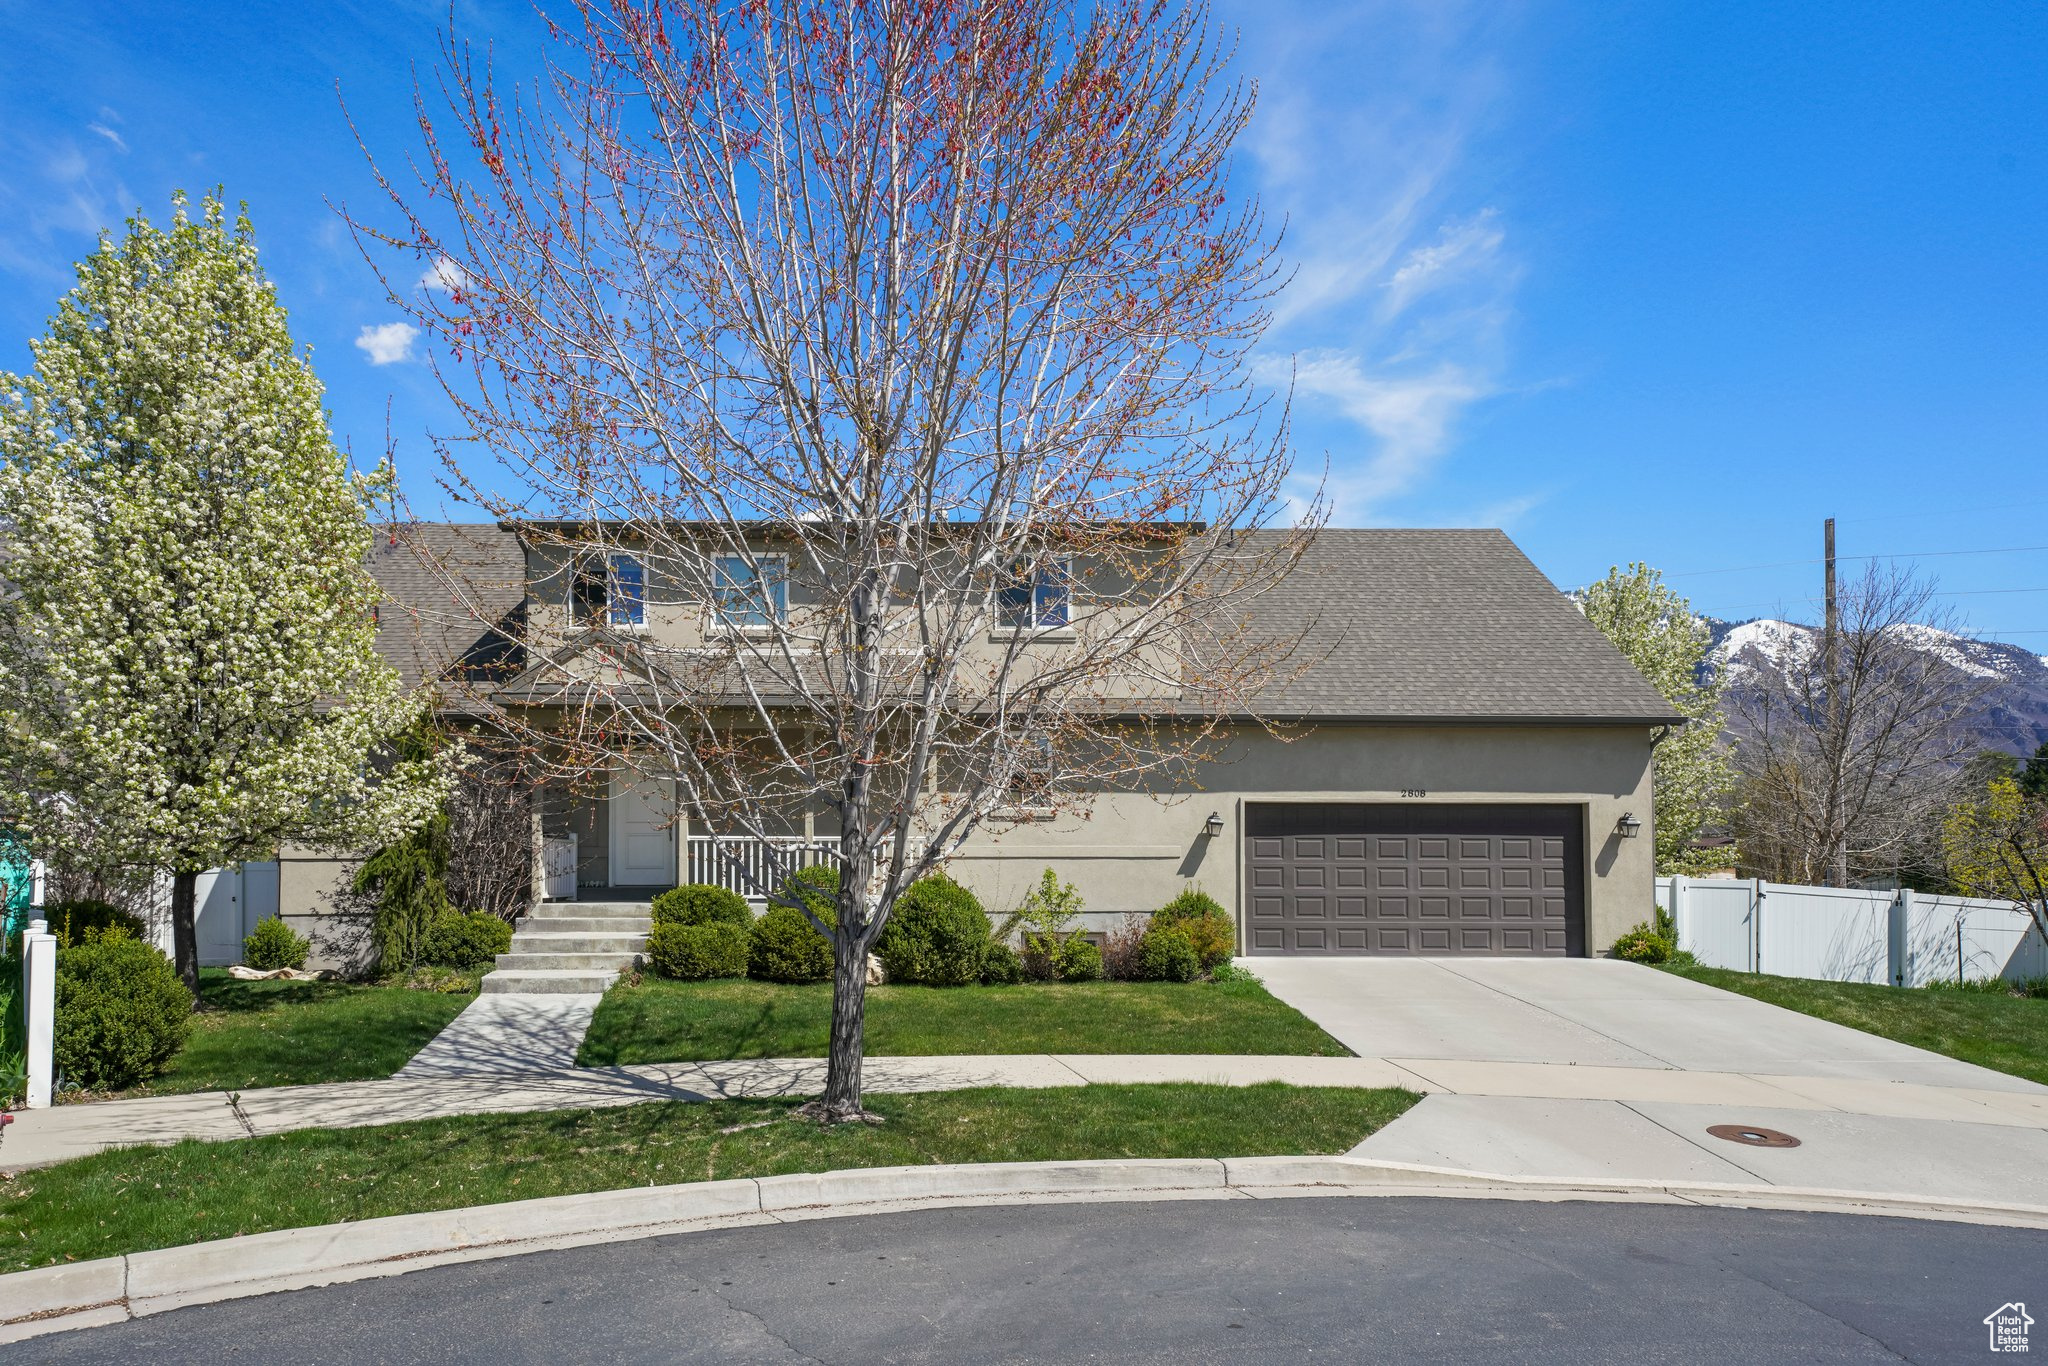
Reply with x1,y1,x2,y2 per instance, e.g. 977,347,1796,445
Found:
1227,0,1532,524
1382,209,1507,322
417,255,469,294
86,122,126,154
355,321,420,365
1261,351,1489,517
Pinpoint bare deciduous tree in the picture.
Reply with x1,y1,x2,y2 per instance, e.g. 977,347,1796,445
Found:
1733,565,2001,886
444,733,535,923
351,0,1316,1119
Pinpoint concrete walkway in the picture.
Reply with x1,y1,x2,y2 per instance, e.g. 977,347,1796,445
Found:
1254,956,2048,1206
6,957,2045,1213
6,1045,2045,1178
396,994,605,1079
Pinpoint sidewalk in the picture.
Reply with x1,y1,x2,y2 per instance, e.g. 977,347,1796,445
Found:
6,1049,2044,1182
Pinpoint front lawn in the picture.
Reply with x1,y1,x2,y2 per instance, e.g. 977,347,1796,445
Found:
578,977,1349,1066
0,1082,1416,1271
1664,964,2048,1087
76,968,477,1099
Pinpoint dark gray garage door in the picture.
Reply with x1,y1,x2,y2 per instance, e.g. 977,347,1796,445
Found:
1244,804,1584,956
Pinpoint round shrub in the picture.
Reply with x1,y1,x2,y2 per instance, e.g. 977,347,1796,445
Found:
1152,888,1235,968
1609,922,1673,964
876,874,989,986
46,899,147,948
647,921,750,980
784,864,841,917
55,932,191,1091
979,939,1025,986
651,884,752,929
422,911,513,968
1061,938,1103,982
1152,887,1226,928
750,905,835,983
1138,925,1201,983
242,916,310,971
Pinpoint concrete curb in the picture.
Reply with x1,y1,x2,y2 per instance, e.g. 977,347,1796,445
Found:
8,1155,2048,1344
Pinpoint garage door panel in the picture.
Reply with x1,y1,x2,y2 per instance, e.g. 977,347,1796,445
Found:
1245,803,1584,957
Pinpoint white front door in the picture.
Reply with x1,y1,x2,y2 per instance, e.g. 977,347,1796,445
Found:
610,773,678,887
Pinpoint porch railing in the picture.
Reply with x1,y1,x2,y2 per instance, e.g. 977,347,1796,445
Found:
686,835,842,901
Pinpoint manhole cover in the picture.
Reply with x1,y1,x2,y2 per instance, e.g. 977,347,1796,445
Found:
1707,1124,1801,1149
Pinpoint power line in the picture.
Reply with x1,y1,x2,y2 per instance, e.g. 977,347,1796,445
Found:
1709,586,2048,614
1668,542,2048,579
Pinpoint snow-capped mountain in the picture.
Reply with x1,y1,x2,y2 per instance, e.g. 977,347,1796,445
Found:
1705,617,2048,757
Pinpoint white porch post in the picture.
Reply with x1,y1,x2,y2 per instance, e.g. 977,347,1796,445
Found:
673,780,688,887
22,916,56,1109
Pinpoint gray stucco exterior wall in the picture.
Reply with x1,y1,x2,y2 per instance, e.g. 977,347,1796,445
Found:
942,722,1660,955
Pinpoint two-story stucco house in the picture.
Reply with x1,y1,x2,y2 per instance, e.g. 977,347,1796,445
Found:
278,522,1679,970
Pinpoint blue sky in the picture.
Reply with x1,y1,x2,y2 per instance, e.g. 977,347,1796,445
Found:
2,1,2043,640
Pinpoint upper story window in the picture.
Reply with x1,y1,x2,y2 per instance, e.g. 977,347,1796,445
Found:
713,553,788,628
998,557,1070,630
572,553,645,627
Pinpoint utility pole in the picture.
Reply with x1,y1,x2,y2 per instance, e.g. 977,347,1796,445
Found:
1823,516,1847,887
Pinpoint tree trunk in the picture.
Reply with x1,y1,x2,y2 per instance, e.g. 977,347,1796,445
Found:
170,868,201,1002
817,928,871,1121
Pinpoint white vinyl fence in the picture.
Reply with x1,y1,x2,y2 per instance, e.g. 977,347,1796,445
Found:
1662,875,2048,987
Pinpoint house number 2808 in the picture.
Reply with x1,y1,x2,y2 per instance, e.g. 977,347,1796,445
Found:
1400,788,1428,798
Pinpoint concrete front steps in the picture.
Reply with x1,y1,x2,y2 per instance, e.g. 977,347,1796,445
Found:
481,900,652,995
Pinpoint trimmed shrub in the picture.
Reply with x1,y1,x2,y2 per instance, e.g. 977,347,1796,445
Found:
1608,921,1673,964
422,911,513,968
1152,887,1226,928
978,939,1025,986
651,884,752,930
784,864,841,919
55,931,191,1090
1061,937,1104,982
1152,887,1235,969
45,899,147,948
876,874,989,986
648,922,750,980
242,916,310,971
750,872,837,983
1137,925,1201,983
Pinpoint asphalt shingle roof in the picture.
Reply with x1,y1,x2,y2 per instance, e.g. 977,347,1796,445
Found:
366,523,1678,725
366,522,526,693
1244,528,1679,723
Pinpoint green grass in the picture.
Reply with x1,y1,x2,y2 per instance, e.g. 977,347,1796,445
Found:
81,968,478,1099
577,977,1350,1066
0,1082,1416,1271
1664,964,2048,1086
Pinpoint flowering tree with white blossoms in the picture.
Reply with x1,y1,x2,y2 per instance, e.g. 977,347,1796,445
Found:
0,191,451,995
1581,563,1737,875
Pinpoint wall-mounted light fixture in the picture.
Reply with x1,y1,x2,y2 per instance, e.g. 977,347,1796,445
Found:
1204,811,1225,838
1615,812,1642,839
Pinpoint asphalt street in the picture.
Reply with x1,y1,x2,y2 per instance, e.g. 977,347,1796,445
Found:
10,1196,2040,1364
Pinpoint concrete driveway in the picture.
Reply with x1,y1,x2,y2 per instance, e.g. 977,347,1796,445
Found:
1252,957,2048,1204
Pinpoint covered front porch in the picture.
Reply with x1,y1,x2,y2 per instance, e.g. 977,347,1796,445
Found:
539,770,840,904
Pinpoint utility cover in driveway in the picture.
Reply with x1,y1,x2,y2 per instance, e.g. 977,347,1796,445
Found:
1244,803,1584,955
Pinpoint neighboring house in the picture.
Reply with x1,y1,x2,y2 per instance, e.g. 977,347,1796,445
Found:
280,524,1680,964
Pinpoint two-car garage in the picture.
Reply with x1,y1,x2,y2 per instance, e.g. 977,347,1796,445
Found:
1244,803,1586,957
